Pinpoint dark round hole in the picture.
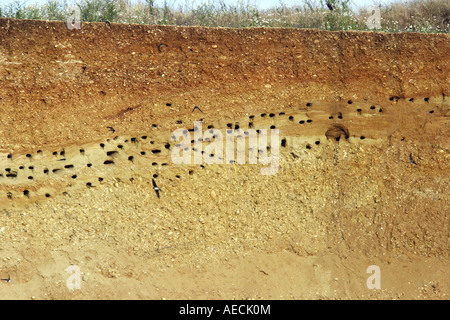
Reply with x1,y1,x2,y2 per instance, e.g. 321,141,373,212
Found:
306,102,312,107
370,106,376,110
360,136,365,140
72,175,77,179
269,113,275,117
299,120,305,124
307,119,312,123
429,110,434,114
45,193,51,198
347,100,352,104
306,144,311,149
315,141,320,145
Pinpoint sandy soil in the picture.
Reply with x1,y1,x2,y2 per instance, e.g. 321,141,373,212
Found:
0,18,448,300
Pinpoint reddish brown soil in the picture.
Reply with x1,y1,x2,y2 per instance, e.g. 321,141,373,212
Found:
0,18,448,300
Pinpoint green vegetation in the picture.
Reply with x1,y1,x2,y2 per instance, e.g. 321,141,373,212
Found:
0,0,448,33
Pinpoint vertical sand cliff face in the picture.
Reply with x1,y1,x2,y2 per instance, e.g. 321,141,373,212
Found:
0,18,448,299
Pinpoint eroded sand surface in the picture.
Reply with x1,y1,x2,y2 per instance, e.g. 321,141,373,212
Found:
0,19,448,299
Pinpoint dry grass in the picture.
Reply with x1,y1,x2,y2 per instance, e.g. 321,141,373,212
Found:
0,0,448,33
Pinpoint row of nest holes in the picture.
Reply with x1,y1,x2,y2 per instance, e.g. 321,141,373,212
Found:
393,97,430,102
131,97,436,133
3,147,176,178
5,136,169,160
